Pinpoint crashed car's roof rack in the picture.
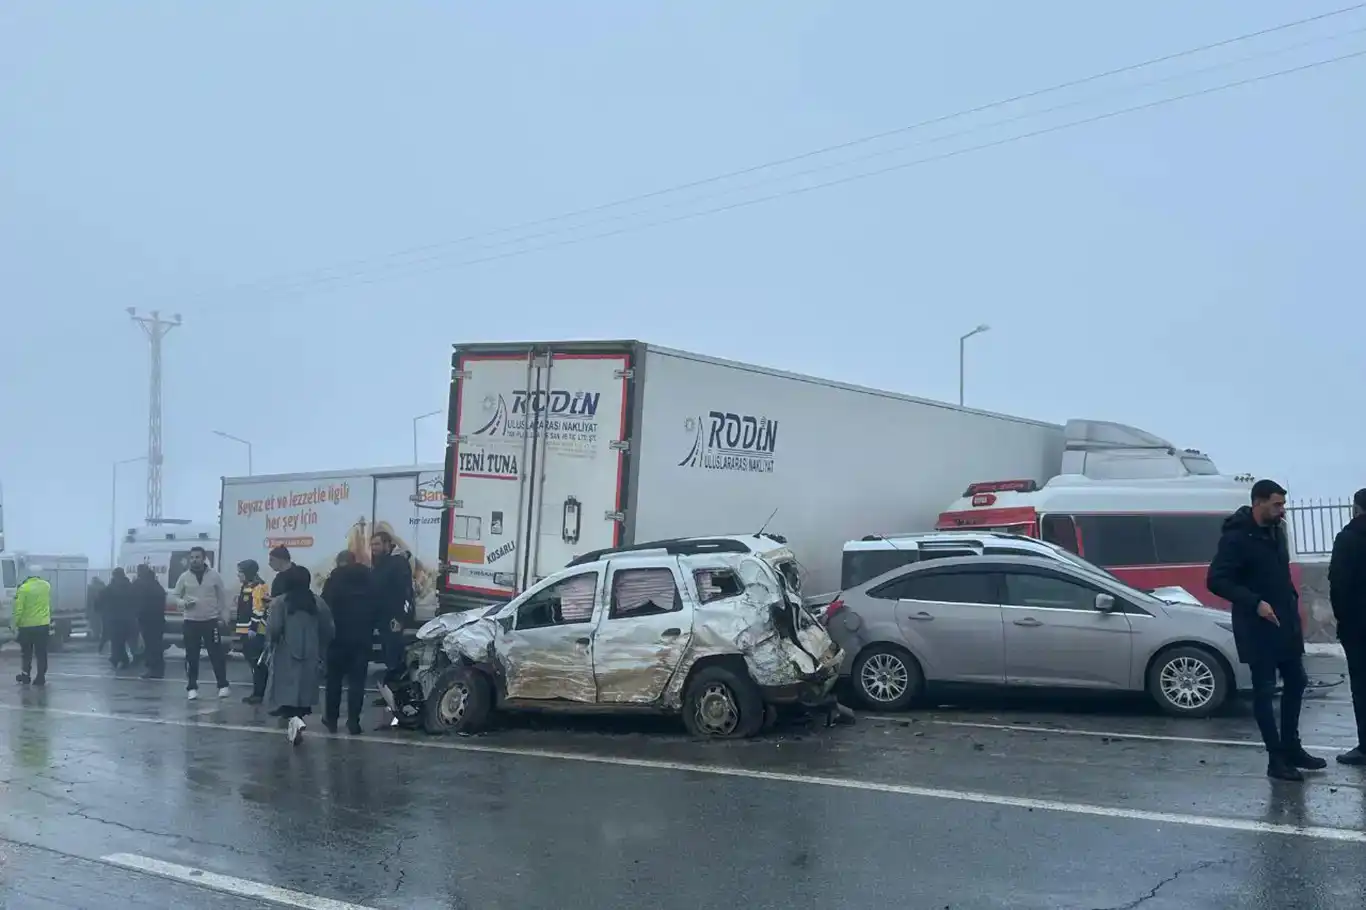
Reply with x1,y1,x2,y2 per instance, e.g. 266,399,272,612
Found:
567,537,754,566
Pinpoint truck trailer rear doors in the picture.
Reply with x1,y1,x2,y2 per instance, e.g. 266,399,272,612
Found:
444,348,632,599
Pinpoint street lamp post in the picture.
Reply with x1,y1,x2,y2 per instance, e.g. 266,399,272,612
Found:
958,324,991,407
111,455,147,568
212,430,253,475
413,409,443,464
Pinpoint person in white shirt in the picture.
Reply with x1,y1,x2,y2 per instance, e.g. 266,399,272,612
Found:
170,546,232,700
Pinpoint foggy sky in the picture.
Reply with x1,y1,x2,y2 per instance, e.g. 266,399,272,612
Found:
2,1,1362,561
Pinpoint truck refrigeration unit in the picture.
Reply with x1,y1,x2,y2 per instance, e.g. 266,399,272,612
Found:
437,340,1067,609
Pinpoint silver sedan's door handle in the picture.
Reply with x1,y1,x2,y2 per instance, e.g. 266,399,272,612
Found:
1013,617,1043,627
661,628,681,639
906,611,935,621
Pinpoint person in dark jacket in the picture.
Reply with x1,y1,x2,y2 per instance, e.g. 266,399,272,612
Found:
370,530,413,703
86,577,107,652
132,564,167,679
236,560,270,705
100,569,137,670
321,550,376,734
1207,479,1326,781
1329,488,1366,766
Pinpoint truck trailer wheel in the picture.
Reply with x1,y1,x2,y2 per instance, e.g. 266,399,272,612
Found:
422,666,492,735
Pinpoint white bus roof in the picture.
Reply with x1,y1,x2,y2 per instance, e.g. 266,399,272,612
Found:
942,473,1255,517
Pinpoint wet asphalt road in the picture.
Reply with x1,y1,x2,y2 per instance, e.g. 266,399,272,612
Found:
1,647,1364,909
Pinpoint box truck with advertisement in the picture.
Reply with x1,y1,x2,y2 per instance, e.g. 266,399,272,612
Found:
218,465,445,625
438,340,1067,609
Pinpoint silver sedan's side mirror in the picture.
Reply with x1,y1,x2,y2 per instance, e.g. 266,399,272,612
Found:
1095,593,1116,613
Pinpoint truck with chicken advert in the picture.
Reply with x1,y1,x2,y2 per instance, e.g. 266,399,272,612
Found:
218,465,446,622
438,340,1068,609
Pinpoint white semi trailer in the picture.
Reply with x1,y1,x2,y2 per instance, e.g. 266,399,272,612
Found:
437,340,1066,608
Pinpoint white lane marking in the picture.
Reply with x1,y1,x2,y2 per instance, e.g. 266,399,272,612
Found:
102,853,373,909
5,703,1364,844
862,715,1354,753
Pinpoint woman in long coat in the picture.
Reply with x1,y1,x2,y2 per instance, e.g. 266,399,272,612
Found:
265,565,334,744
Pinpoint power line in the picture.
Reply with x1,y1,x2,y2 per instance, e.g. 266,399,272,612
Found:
245,22,1366,299
288,47,1366,297
193,3,1366,303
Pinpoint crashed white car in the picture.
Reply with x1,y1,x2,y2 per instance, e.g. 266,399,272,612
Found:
392,539,844,739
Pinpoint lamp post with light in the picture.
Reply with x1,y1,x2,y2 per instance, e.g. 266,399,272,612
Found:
111,455,147,568
212,430,253,475
959,324,991,407
413,409,443,464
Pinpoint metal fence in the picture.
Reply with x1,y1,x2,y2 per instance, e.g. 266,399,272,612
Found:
1287,498,1352,557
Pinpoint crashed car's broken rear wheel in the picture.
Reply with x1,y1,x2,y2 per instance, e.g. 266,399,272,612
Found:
422,666,491,735
681,665,765,739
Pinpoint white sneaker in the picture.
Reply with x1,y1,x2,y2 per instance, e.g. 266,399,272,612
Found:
187,689,199,701
287,717,305,745
217,687,231,699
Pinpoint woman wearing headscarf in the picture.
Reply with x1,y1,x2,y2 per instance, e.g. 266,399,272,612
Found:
264,565,334,744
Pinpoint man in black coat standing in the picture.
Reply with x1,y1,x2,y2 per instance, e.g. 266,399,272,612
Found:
321,550,376,735
1208,479,1327,781
370,530,414,713
1329,488,1366,766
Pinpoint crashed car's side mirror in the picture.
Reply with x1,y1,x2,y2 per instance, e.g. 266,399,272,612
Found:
1094,593,1116,613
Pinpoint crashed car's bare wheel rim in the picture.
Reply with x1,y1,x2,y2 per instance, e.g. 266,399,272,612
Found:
438,681,469,726
1159,656,1216,710
695,683,741,736
860,652,910,704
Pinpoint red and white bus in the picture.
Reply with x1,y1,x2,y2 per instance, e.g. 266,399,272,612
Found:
935,473,1301,607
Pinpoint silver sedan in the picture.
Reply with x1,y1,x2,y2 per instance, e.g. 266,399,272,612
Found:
823,553,1251,718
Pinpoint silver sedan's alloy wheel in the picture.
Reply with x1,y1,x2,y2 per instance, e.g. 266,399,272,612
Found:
1158,655,1216,710
859,652,910,704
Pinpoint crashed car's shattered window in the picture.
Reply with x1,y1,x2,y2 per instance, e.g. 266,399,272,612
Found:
694,568,743,603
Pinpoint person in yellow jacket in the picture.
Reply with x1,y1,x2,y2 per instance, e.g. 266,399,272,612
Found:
12,575,52,686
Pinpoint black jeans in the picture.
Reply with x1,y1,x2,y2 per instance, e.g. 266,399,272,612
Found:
243,634,269,698
325,641,371,724
1249,656,1308,754
139,615,165,677
17,626,48,681
1342,632,1366,751
109,616,133,668
182,619,229,691
381,627,406,688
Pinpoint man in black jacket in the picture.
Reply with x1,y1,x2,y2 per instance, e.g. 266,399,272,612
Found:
369,530,414,716
1329,488,1366,766
1208,479,1327,781
132,565,167,679
321,550,376,735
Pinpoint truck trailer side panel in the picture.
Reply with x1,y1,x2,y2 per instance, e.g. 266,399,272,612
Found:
220,465,444,616
629,345,1065,594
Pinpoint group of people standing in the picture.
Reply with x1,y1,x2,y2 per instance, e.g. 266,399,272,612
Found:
87,563,171,677
1208,480,1366,782
228,531,415,743
64,530,414,746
